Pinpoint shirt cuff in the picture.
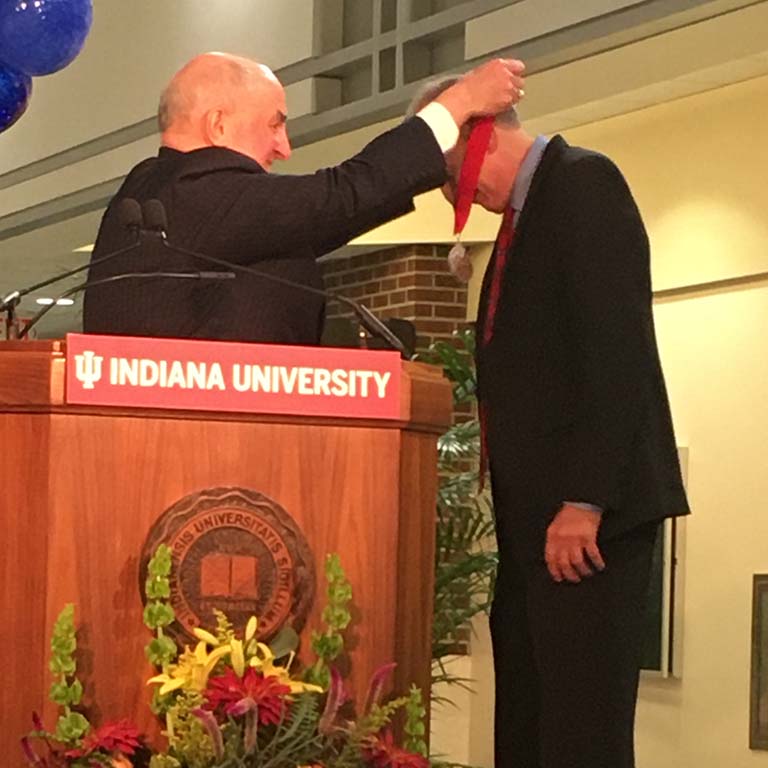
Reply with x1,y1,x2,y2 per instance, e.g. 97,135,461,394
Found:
563,501,604,515
415,101,460,153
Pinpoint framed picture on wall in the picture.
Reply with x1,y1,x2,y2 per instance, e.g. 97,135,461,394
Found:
750,575,768,750
640,447,688,676
640,517,676,674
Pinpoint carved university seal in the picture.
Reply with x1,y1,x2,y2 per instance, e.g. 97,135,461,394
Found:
140,487,315,643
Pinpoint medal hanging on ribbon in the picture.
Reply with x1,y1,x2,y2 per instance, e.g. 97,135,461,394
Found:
447,241,472,283
448,116,495,283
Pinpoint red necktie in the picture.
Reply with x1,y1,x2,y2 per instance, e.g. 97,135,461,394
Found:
479,205,516,489
481,204,516,346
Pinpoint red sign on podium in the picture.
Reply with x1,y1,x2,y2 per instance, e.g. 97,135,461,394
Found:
65,334,402,420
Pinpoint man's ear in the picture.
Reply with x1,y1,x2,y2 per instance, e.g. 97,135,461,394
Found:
203,109,227,147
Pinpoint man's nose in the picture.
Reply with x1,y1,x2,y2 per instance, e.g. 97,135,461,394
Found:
275,126,291,160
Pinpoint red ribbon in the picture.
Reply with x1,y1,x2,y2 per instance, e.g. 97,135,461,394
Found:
453,116,494,235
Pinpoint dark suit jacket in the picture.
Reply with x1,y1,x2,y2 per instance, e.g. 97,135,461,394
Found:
83,117,446,343
476,136,690,545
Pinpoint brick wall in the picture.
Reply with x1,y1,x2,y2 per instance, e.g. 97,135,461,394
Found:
324,243,480,655
322,244,470,354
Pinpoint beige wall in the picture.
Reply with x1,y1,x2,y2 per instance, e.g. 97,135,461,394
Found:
637,280,768,767
0,0,315,171
441,74,768,767
564,74,768,292
588,76,768,767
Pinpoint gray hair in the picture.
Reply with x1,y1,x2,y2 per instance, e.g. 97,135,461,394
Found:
158,83,187,133
406,73,519,126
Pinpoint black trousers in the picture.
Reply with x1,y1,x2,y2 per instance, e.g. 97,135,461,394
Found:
490,518,659,768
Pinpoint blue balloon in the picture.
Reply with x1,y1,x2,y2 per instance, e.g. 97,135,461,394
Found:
0,61,31,133
0,0,93,76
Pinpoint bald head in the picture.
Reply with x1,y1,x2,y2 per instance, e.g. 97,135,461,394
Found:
158,52,291,168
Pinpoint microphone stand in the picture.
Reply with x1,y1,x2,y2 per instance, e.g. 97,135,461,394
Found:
1,236,141,340
18,271,236,340
145,231,412,360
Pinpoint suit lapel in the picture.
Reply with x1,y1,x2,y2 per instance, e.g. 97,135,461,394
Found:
475,244,497,344
475,136,568,343
510,135,567,250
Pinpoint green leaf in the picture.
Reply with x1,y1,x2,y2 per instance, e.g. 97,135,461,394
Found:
302,663,330,690
146,575,171,599
51,635,77,655
311,633,343,660
310,553,353,676
322,605,351,630
268,625,300,660
417,334,478,405
150,686,175,716
144,601,175,629
49,655,76,676
325,553,344,579
213,609,235,643
404,686,428,756
68,679,84,706
146,635,178,666
54,711,90,743
51,604,76,635
147,544,173,578
162,691,215,765
49,681,70,706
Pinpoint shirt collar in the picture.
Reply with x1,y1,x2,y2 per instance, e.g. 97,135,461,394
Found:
510,134,549,212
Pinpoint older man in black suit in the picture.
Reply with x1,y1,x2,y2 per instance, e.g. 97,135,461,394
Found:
83,52,525,342
411,82,690,767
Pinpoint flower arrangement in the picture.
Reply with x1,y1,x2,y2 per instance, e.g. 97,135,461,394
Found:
22,549,428,768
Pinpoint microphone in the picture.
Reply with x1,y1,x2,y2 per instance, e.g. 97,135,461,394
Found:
1,198,145,339
139,199,413,359
143,198,168,238
118,198,143,235
18,270,236,340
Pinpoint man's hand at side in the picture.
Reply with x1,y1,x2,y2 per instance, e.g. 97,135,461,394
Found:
545,504,606,583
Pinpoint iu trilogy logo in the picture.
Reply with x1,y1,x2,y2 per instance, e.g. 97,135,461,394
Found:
74,350,104,389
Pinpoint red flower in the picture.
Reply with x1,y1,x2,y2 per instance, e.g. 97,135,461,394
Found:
205,668,291,725
63,719,141,758
363,730,429,768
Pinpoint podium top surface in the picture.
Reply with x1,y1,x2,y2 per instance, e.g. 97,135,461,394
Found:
0,336,452,432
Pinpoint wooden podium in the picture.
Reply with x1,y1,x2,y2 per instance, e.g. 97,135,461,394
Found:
0,338,451,764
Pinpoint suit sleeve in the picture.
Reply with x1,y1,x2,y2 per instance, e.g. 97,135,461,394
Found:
207,117,446,262
558,154,652,512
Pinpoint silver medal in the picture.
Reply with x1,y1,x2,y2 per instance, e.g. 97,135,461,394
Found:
447,242,473,283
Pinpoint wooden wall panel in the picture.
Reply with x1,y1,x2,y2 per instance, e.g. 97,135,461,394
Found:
40,413,403,742
0,414,51,763
0,342,64,406
395,432,439,724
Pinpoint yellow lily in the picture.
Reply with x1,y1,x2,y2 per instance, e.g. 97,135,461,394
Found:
230,638,246,677
148,614,322,695
193,627,220,647
147,641,230,695
249,644,323,694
